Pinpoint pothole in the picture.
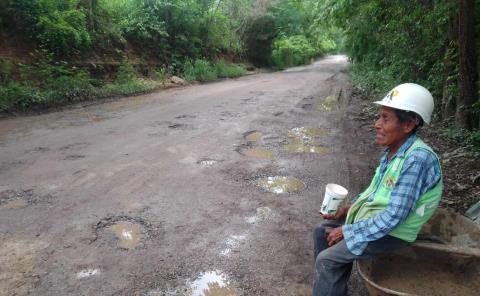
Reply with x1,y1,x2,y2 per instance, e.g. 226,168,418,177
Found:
288,127,329,139
187,270,239,296
3,199,28,209
244,131,263,143
197,158,223,167
64,154,86,160
255,176,306,194
220,234,247,257
246,207,273,224
284,143,331,154
238,148,274,159
0,189,54,209
76,268,100,279
93,215,158,250
315,95,338,112
110,221,144,250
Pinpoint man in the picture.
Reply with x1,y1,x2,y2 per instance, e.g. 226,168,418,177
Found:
312,83,443,296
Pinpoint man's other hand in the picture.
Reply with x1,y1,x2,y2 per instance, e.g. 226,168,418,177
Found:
327,227,344,246
321,204,351,220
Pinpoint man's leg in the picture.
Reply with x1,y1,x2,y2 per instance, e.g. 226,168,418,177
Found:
313,235,409,296
313,220,344,260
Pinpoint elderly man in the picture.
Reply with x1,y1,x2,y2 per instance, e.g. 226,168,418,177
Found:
313,83,443,296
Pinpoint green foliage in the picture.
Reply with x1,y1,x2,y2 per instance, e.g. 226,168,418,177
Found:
271,35,316,69
115,62,137,84
214,60,246,78
7,0,91,56
155,67,169,85
182,59,217,82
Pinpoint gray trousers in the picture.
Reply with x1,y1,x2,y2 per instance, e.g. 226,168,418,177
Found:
313,220,409,296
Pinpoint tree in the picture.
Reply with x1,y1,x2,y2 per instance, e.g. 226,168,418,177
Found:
456,0,478,129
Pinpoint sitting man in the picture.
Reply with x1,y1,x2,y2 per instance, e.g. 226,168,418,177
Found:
313,83,443,296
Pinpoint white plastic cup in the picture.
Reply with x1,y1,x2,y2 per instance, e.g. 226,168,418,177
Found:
320,183,348,215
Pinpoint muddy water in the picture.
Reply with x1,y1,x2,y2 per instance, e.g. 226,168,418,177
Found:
371,255,479,296
246,207,273,224
288,127,329,139
239,148,274,159
110,222,144,250
284,143,331,154
315,95,337,112
244,131,263,143
256,176,305,194
188,271,239,296
3,199,28,209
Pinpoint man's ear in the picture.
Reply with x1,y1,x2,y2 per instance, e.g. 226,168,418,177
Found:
403,120,416,134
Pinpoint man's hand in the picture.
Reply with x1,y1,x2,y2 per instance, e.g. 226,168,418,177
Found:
327,227,344,246
322,204,351,220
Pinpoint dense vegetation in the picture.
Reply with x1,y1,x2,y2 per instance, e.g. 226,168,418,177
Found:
318,0,480,148
0,0,335,111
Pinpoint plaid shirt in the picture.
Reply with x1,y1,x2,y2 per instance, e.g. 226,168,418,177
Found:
342,134,442,255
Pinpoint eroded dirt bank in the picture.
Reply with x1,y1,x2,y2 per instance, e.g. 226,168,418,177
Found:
0,56,378,296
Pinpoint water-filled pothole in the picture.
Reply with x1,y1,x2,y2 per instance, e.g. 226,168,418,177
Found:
3,199,28,209
110,221,144,250
0,189,54,209
288,127,329,139
246,207,273,224
197,159,222,167
187,270,239,296
284,143,331,154
315,95,337,112
239,148,274,159
255,176,305,194
244,131,263,143
93,215,158,250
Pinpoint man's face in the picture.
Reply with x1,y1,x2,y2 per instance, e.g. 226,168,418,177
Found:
374,107,412,149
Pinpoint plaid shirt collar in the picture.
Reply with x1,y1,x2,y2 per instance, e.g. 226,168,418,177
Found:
380,133,418,164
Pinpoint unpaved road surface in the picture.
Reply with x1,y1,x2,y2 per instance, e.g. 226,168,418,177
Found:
0,56,377,295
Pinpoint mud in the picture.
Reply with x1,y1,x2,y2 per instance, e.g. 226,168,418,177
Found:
110,221,145,250
187,271,239,296
255,176,306,194
0,56,375,295
370,254,479,296
238,148,274,159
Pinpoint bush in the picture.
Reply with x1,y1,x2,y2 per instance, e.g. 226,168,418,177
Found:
271,35,316,69
214,60,246,78
182,59,217,82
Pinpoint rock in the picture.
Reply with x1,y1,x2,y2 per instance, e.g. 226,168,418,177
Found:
169,76,187,85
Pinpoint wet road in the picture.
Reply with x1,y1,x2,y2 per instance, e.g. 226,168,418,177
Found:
0,56,376,295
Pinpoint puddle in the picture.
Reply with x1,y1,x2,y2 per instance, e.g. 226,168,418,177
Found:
109,221,145,250
244,131,263,143
284,143,331,154
315,95,337,112
246,207,273,224
239,148,274,159
76,268,100,279
188,270,239,296
288,127,329,140
3,199,28,209
197,159,222,167
255,176,305,194
0,189,54,207
220,234,247,257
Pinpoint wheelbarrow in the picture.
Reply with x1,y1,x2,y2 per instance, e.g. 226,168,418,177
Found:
357,208,480,296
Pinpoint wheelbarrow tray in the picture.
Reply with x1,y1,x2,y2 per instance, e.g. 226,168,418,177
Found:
357,208,480,296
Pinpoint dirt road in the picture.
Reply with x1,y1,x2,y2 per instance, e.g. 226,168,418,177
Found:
0,56,377,295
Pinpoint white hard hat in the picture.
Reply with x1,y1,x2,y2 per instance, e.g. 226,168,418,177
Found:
374,83,434,124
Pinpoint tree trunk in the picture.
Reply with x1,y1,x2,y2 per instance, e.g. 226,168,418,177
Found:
456,0,478,130
442,12,458,120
